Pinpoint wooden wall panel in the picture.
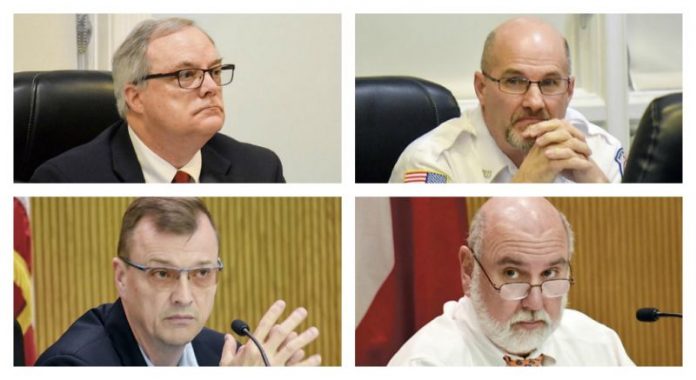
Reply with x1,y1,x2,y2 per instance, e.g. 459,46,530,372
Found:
465,197,682,366
30,197,341,366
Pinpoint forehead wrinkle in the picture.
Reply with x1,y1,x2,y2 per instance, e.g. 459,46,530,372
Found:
483,224,568,260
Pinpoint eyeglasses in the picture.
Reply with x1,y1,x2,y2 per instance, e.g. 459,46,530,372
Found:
119,256,223,289
482,72,571,95
472,254,574,301
140,64,235,89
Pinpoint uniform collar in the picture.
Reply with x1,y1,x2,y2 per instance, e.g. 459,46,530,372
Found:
468,107,517,183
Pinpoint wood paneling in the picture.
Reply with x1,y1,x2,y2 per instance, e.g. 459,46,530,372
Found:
466,197,682,366
30,197,341,366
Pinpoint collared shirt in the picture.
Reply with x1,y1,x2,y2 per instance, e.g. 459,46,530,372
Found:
389,106,624,183
128,126,202,183
388,297,635,366
139,342,199,367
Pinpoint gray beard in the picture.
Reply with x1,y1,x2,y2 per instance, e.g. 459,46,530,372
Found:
469,267,565,356
505,128,535,152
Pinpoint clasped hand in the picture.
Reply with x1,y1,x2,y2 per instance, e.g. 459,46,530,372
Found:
512,119,608,183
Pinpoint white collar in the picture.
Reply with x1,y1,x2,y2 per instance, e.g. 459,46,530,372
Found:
128,126,202,183
138,342,199,366
468,107,516,183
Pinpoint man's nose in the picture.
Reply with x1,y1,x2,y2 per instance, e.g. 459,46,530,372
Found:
520,285,544,311
198,71,219,95
521,82,546,112
171,274,194,305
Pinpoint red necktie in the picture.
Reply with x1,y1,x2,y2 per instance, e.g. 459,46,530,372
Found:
503,354,544,366
172,171,193,183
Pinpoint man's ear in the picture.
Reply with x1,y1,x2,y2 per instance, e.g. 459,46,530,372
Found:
473,71,487,106
458,245,475,297
123,83,145,115
113,257,127,296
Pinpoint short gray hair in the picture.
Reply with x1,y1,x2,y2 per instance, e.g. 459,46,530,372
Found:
112,18,213,119
467,207,575,259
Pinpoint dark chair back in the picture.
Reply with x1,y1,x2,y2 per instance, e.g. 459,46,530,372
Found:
623,92,682,183
356,76,460,183
14,71,121,182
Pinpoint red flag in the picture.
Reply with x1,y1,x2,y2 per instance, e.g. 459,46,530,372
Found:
356,197,468,365
14,197,37,366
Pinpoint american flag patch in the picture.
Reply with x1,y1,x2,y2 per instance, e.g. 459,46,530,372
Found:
404,171,448,183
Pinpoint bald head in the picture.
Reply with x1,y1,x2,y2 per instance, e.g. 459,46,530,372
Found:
467,197,574,259
480,17,571,75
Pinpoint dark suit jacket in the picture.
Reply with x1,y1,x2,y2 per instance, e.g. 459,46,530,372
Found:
30,121,285,183
35,299,225,366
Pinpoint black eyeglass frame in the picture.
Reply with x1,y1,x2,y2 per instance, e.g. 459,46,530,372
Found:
139,64,236,89
481,71,572,95
471,252,574,300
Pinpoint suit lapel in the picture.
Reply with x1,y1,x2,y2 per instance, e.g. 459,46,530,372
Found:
110,122,146,182
200,142,234,183
105,299,147,366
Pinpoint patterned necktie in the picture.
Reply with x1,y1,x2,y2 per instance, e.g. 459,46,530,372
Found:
172,171,193,183
503,354,544,366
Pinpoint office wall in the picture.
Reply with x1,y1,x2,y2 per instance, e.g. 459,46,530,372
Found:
30,197,342,365
14,14,78,71
465,197,682,366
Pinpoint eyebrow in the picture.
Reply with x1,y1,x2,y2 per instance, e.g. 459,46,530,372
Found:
500,68,564,78
495,256,569,267
169,58,224,71
146,258,217,268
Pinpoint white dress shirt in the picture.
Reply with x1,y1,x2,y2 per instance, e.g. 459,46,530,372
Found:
128,126,202,183
389,106,624,183
388,297,635,366
139,342,199,366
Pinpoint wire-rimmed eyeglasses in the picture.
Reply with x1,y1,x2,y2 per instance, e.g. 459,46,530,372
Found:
482,71,571,95
140,64,235,89
471,253,574,301
119,256,223,289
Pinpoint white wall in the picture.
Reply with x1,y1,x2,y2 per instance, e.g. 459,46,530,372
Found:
14,14,78,71
13,14,342,183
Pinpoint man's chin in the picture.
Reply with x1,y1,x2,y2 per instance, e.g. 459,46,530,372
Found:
497,326,551,355
505,128,534,152
159,327,201,347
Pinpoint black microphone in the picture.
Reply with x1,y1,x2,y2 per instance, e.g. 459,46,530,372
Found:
636,307,682,322
231,319,270,366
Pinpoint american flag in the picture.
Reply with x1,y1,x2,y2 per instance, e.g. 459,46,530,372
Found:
404,171,447,183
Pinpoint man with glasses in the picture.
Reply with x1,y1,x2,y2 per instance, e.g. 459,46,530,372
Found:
36,198,320,366
389,197,633,366
390,17,624,183
31,18,284,183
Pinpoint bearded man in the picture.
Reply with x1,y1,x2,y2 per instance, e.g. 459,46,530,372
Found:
388,197,634,366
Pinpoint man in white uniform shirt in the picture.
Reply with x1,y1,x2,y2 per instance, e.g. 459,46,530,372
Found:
389,198,634,366
390,17,624,183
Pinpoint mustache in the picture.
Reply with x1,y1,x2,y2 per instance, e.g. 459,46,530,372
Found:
508,309,552,325
512,110,550,124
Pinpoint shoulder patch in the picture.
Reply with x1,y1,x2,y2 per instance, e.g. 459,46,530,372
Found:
404,170,448,183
